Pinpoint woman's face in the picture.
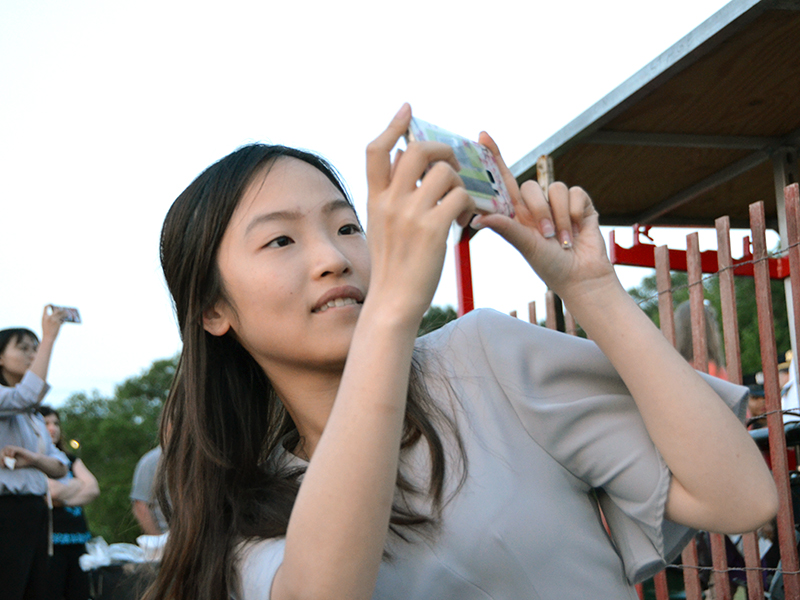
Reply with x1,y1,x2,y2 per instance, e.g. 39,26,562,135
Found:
44,414,61,444
0,334,38,383
207,158,370,377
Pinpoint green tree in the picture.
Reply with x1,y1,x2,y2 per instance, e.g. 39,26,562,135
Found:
418,305,458,336
626,271,790,377
58,355,178,543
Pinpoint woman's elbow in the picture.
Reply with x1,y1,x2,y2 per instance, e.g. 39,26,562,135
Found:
725,477,779,534
750,479,779,530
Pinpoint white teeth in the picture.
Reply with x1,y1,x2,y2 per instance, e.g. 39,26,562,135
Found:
315,297,359,313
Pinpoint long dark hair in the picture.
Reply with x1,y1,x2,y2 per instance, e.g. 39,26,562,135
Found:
0,328,39,386
38,405,66,452
146,144,465,600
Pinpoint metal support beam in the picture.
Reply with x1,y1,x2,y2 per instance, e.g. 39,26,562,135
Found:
587,130,777,150
636,150,771,224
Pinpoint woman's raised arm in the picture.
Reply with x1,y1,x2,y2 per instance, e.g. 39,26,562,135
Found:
473,134,777,535
270,105,474,600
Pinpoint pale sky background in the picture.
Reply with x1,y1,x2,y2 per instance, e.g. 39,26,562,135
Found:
3,0,770,406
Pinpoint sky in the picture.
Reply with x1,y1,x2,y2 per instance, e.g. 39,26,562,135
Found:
2,0,759,405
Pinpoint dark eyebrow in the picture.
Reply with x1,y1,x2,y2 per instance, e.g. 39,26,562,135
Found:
323,199,355,216
245,199,354,236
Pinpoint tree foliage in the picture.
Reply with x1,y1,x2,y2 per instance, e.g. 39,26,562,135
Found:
418,305,458,336
58,356,178,543
626,271,790,377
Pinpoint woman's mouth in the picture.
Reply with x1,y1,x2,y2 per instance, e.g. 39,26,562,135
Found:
313,297,361,313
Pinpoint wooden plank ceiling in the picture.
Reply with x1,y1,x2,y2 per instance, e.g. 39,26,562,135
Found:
511,0,800,229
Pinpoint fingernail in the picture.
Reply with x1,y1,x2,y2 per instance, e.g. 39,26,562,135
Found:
471,216,486,230
395,103,410,119
540,219,555,238
560,230,572,249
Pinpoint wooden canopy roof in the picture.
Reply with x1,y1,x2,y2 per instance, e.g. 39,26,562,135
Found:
511,0,800,230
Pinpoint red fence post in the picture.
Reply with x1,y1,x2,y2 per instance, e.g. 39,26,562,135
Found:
528,301,537,326
716,215,765,600
751,200,800,599
456,235,474,317
545,291,558,331
678,234,707,600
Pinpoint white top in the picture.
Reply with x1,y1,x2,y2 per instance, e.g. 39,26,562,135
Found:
235,309,747,600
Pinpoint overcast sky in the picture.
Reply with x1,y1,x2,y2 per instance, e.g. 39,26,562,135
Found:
3,0,750,405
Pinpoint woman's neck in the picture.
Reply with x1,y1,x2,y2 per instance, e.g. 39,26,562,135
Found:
267,364,343,459
1,368,22,386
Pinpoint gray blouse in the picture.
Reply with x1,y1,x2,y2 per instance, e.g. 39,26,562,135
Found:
236,309,747,600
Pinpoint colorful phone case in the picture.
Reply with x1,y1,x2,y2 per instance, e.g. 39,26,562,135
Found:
406,118,515,218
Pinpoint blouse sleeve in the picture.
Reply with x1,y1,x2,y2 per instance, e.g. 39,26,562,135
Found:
235,537,286,600
0,371,50,416
471,309,747,584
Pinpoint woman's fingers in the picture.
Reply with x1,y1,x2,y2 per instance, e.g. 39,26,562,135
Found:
437,186,476,229
478,131,521,203
366,103,412,193
520,180,556,239
569,185,593,228
391,141,460,193
414,161,465,208
518,181,592,249
390,148,404,180
547,182,574,248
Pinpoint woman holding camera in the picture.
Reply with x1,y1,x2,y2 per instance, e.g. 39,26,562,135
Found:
1,307,70,600
38,405,99,600
145,105,777,600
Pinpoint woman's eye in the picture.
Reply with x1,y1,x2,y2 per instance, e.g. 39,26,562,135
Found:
339,223,363,236
265,235,293,248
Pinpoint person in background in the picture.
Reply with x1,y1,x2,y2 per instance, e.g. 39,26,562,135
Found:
674,299,727,379
747,383,767,429
39,405,99,600
131,446,167,535
0,306,70,600
778,350,800,423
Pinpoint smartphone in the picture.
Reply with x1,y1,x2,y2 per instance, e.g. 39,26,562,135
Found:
49,305,82,324
405,118,515,218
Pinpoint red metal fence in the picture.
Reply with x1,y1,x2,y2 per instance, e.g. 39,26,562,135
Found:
531,183,800,599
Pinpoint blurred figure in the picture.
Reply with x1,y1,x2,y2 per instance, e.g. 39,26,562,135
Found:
131,446,167,535
778,350,800,423
39,406,98,600
747,382,767,429
674,299,726,378
0,307,70,600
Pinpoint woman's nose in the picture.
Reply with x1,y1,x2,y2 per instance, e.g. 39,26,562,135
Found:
313,240,352,278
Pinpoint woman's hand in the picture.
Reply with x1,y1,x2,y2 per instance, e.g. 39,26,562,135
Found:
471,133,617,305
41,305,67,342
364,104,475,326
1,445,67,478
468,136,777,534
28,305,68,384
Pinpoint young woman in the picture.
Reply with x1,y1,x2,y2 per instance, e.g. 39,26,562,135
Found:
147,105,777,600
39,405,99,600
1,307,70,600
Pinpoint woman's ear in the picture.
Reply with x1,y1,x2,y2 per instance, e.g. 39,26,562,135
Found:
202,303,232,337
